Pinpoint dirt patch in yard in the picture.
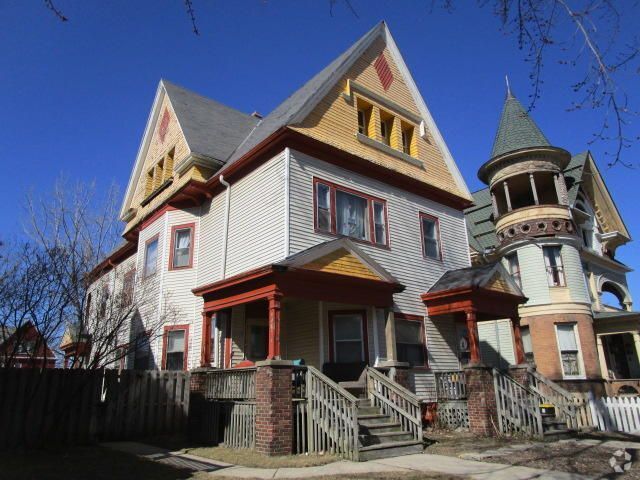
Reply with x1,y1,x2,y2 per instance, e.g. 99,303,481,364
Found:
184,446,338,468
423,430,516,457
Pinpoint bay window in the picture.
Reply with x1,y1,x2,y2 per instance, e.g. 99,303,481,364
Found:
314,178,388,246
144,236,158,278
420,213,441,260
170,223,194,270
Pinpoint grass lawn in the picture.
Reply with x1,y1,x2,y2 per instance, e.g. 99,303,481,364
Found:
0,445,200,480
184,446,338,468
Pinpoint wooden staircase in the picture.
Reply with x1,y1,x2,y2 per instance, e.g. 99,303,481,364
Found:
541,411,576,441
341,379,423,461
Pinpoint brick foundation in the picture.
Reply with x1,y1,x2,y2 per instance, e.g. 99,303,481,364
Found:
255,360,293,456
464,365,498,436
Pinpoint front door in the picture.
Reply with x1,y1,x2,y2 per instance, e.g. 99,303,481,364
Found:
328,311,369,380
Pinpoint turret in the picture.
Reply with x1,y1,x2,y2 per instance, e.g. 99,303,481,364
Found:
478,87,577,251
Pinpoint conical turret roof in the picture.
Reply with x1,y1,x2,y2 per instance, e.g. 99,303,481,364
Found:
490,87,550,159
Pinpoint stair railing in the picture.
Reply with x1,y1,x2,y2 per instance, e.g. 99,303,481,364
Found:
493,368,544,439
365,367,422,443
306,366,359,461
527,368,578,429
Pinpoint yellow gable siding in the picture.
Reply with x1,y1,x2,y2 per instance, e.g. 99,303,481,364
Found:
125,94,212,233
290,38,464,198
302,248,380,280
485,272,515,295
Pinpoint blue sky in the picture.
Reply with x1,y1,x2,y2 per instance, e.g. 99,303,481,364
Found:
1,1,638,296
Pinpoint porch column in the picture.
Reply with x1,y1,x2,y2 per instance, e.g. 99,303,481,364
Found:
200,311,213,367
511,315,526,364
529,173,539,205
633,333,640,371
596,335,610,380
385,309,398,362
503,181,512,212
466,309,480,365
491,192,500,217
267,294,283,359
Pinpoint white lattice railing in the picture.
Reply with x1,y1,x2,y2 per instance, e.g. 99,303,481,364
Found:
366,367,422,443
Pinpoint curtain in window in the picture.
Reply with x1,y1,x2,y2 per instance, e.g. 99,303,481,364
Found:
336,191,368,240
174,229,191,267
557,324,578,351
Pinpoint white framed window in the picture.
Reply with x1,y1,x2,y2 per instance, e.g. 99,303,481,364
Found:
395,318,427,367
555,323,583,378
543,246,566,287
163,327,187,371
144,236,159,278
521,326,534,365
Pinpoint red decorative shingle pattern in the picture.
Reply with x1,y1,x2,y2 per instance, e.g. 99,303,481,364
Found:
374,53,394,91
158,108,170,143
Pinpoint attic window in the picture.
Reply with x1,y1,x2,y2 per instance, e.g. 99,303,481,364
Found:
401,121,414,156
379,110,393,146
143,147,175,204
356,98,373,137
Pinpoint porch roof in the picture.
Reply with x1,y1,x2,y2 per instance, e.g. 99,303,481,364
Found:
594,310,640,321
421,262,527,319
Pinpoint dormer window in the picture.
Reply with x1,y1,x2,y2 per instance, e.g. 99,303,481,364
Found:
401,121,414,156
380,111,393,146
143,148,175,202
356,98,373,137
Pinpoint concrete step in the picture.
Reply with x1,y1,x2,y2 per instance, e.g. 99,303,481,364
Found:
359,430,414,447
359,421,403,434
358,414,392,426
543,429,578,442
358,440,423,461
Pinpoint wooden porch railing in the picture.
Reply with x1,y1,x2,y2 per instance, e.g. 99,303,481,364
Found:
205,368,256,400
366,367,422,443
434,371,467,400
306,366,359,460
527,368,578,429
493,368,544,438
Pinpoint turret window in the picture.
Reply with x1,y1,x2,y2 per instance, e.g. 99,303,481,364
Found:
555,323,582,377
543,246,565,287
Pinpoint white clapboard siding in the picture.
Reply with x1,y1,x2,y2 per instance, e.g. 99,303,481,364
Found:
224,152,286,278
288,150,470,317
230,304,246,366
478,319,516,370
196,195,225,286
560,245,591,304
425,317,459,372
282,299,320,366
517,244,552,306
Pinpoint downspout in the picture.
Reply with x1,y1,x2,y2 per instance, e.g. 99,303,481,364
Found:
219,174,231,279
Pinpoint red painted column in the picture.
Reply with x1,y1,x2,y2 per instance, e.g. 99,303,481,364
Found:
466,309,480,364
267,294,282,359
512,315,526,365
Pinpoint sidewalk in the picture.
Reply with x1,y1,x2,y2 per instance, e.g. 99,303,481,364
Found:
102,442,591,480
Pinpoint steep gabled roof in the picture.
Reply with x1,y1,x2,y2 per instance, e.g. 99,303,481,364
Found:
464,187,498,253
490,89,550,159
162,80,259,162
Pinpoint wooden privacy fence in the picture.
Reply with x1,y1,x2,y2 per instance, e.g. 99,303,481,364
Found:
493,368,544,438
0,368,190,449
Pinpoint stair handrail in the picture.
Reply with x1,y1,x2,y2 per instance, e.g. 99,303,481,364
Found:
365,367,422,442
306,365,359,461
493,368,544,439
527,368,578,429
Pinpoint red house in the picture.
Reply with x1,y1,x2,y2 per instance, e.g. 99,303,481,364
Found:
0,322,57,369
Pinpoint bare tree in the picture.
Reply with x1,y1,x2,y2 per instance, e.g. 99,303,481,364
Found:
0,179,177,370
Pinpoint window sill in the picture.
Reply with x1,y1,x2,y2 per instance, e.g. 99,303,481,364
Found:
356,133,424,168
313,229,391,250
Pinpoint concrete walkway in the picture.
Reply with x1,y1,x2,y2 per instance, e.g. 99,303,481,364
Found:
102,442,591,480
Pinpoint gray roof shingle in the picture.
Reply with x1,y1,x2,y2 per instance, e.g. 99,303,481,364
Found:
427,262,524,297
162,80,260,163
490,90,550,159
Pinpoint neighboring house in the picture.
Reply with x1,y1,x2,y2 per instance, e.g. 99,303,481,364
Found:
85,21,531,399
0,321,56,369
465,86,640,395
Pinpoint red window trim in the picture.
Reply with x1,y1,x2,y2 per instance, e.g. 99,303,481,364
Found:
161,324,189,371
313,177,390,248
395,313,429,369
419,212,443,261
328,310,370,363
143,234,160,278
168,222,195,271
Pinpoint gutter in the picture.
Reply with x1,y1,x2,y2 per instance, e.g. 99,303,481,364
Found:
219,175,231,279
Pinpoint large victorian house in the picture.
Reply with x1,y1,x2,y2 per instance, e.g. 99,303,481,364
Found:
465,87,640,395
80,22,537,401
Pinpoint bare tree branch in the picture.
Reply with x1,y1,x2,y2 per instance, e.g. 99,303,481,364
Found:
43,0,68,22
